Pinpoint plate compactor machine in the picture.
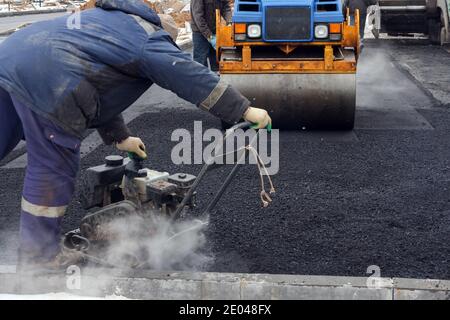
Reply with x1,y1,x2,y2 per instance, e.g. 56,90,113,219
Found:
63,123,275,269
216,0,361,130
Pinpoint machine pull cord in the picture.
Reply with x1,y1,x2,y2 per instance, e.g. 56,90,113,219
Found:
245,145,276,208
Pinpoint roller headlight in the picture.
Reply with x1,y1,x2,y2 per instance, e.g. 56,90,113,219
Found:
314,24,328,39
235,33,246,41
247,24,262,39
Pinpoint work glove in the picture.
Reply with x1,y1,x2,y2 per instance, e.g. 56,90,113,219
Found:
209,35,217,50
243,107,272,130
116,136,147,159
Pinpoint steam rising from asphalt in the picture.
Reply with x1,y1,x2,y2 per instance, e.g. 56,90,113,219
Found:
104,213,212,271
1,212,212,299
356,47,401,109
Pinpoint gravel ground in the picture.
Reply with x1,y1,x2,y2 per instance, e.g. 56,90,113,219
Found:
0,41,449,280
383,39,450,106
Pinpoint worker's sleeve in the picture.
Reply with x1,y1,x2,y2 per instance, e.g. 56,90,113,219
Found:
96,114,131,145
139,34,250,124
221,0,233,23
191,0,213,39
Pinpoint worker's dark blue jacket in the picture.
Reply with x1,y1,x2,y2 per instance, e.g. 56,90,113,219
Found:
0,0,249,143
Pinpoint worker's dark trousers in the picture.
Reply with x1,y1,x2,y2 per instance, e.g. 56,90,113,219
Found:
192,32,219,72
349,0,369,39
0,88,80,262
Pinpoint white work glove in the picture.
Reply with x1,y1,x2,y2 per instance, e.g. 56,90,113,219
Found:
116,136,147,159
243,107,272,130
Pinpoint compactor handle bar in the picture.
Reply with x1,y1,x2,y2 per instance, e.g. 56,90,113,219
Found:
171,121,254,221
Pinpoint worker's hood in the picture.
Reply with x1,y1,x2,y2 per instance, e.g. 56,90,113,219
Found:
95,0,162,27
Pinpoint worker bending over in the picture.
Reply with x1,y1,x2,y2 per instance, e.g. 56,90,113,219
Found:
0,0,270,270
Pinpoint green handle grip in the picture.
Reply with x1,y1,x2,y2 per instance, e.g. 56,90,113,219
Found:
127,151,145,161
250,122,272,132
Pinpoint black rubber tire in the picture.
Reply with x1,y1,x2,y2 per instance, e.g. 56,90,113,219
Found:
428,19,441,44
428,10,444,45
439,10,446,46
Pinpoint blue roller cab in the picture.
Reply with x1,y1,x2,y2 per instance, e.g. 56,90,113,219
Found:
233,0,344,42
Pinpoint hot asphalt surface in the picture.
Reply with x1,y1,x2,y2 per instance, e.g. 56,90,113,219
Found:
0,40,449,280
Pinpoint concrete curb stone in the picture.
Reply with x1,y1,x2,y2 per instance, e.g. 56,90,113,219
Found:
0,269,449,300
0,8,67,18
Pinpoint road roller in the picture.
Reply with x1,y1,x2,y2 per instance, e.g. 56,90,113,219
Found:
216,0,361,129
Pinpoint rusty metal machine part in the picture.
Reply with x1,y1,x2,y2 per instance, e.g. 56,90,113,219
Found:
216,3,360,130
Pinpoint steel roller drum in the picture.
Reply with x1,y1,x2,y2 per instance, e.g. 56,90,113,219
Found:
222,73,356,130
